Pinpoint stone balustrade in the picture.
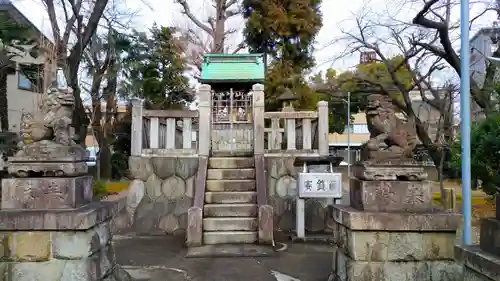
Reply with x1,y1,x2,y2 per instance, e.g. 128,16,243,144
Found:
262,101,329,157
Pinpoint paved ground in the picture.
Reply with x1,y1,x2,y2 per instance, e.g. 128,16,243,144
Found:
113,234,333,281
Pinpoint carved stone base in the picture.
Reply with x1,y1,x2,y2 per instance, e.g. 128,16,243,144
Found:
329,205,461,281
8,160,88,177
0,199,132,281
2,176,93,209
9,141,88,177
353,160,428,181
349,178,433,212
13,141,87,160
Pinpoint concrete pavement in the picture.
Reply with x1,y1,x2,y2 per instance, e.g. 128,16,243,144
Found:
113,234,333,281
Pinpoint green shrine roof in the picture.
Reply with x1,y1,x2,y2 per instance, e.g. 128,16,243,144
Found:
200,53,265,83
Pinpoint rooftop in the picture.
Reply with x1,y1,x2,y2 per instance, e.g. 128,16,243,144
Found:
200,53,265,83
0,0,53,44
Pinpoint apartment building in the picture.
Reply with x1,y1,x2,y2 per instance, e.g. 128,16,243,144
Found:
469,26,500,120
0,0,51,132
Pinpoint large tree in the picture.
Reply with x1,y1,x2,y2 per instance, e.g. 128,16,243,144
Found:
412,0,500,116
82,25,130,179
333,10,457,203
175,0,244,74
42,0,110,143
243,0,323,110
121,25,193,109
0,14,39,131
313,57,414,133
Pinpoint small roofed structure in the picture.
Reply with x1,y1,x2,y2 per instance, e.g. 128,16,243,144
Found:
200,53,265,91
276,88,298,109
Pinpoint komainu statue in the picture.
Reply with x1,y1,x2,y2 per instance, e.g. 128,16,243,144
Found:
361,93,417,160
10,82,87,177
19,84,75,148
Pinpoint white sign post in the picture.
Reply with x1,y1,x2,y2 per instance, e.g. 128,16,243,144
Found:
296,162,342,239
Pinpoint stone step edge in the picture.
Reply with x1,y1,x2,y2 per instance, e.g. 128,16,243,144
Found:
202,231,258,244
203,204,258,218
205,179,256,183
207,168,255,171
204,203,258,207
209,157,255,161
203,231,258,235
205,191,257,195
203,217,257,221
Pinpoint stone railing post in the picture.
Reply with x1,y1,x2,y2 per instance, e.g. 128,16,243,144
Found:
317,100,329,156
252,84,265,155
197,84,212,156
187,84,212,247
131,99,144,156
252,83,273,245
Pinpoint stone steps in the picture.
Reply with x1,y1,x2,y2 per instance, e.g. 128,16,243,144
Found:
208,157,255,169
203,156,258,245
207,168,255,180
205,191,257,204
206,180,255,192
203,231,258,244
204,203,258,217
203,217,257,231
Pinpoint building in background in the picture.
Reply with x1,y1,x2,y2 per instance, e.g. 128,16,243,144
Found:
0,0,52,132
469,25,500,121
328,113,369,165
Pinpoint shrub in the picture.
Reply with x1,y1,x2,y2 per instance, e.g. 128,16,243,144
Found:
111,152,129,180
451,113,500,195
93,180,108,199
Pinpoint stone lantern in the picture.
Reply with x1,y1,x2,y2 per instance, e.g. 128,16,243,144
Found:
277,88,298,110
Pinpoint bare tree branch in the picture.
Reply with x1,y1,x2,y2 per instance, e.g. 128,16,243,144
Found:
175,0,214,36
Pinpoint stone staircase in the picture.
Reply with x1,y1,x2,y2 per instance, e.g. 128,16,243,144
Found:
203,157,258,245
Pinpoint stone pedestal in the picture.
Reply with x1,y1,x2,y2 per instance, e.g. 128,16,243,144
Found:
0,144,132,281
455,207,500,280
2,176,93,209
329,161,462,281
8,143,88,178
0,200,132,281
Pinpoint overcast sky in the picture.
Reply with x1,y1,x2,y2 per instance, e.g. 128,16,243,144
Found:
12,0,500,79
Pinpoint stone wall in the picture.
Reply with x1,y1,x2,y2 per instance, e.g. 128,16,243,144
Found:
126,156,199,235
0,199,131,281
265,157,342,234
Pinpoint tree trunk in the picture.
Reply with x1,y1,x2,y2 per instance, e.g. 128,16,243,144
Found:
99,64,118,180
213,0,226,53
0,71,9,132
66,56,89,145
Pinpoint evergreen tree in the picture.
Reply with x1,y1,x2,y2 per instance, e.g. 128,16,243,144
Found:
243,0,322,110
121,24,193,110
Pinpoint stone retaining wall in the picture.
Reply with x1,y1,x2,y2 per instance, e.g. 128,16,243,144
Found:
126,156,199,235
265,157,344,234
